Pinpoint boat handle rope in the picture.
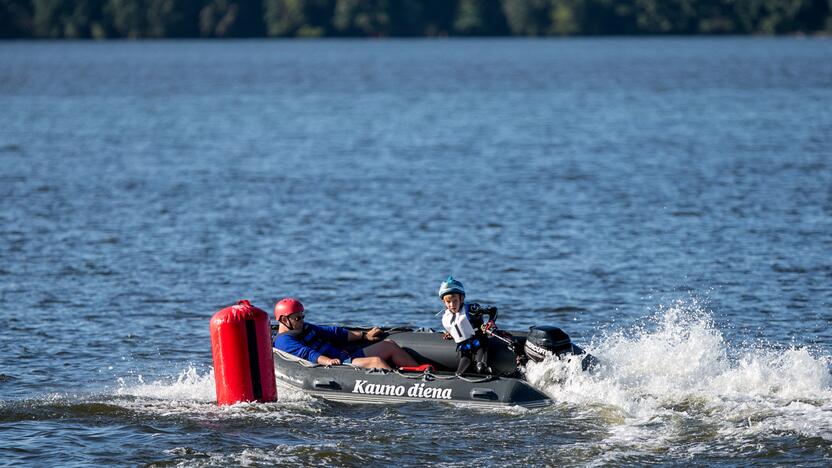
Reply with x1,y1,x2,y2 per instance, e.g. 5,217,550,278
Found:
391,368,496,384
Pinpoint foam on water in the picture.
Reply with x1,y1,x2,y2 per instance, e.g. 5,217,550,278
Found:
111,365,320,419
115,365,216,402
525,299,832,454
162,443,366,467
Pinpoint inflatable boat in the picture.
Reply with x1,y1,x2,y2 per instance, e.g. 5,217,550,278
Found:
272,325,595,408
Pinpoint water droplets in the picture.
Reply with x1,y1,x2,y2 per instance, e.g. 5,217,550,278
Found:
524,298,832,455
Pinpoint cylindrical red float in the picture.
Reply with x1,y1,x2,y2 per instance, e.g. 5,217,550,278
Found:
210,300,277,405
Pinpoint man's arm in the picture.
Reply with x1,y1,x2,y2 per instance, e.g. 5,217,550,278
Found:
347,327,383,342
276,335,323,363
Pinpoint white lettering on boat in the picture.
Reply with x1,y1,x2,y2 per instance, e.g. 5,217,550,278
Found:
352,380,452,400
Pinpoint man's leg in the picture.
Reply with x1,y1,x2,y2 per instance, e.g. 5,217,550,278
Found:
361,340,418,367
350,355,391,370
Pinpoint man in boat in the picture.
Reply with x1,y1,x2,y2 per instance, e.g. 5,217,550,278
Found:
438,276,498,375
273,297,418,370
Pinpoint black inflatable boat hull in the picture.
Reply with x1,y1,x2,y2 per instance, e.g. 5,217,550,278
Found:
272,328,552,408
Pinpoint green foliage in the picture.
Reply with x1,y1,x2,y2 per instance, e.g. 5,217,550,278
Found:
502,0,552,36
455,0,507,35
1,0,830,38
387,0,430,36
146,0,200,38
198,0,265,37
32,0,101,38
0,0,34,38
549,0,581,36
104,0,147,38
333,0,391,36
264,0,332,37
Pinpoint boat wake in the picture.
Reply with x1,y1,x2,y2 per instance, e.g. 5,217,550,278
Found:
115,366,216,403
95,298,831,456
110,365,322,419
8,299,822,465
524,299,832,457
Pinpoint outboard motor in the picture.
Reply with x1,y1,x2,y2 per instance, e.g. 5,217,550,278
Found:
524,326,575,361
524,326,597,371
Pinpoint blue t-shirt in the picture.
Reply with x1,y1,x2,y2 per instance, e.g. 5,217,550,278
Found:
274,323,354,363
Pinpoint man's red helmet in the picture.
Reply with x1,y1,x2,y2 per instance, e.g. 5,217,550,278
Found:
274,297,304,321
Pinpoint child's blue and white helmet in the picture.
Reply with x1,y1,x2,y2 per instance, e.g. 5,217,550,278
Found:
438,276,465,298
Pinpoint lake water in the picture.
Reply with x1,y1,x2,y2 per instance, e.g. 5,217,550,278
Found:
1,38,830,466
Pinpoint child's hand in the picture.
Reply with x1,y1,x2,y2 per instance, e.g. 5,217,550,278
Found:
482,320,496,332
442,332,452,340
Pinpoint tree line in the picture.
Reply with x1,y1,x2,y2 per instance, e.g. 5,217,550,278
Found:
2,0,830,39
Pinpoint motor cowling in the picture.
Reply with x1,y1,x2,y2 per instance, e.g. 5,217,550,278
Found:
524,326,575,363
210,300,277,405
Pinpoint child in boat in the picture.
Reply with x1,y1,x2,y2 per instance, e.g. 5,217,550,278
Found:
438,276,498,375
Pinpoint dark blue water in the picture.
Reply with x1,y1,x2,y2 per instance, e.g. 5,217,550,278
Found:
1,38,831,466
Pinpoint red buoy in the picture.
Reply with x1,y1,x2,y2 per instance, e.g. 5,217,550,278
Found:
210,300,277,405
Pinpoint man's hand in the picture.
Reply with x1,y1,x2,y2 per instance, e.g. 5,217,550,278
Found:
319,356,341,366
482,320,496,333
364,327,383,342
442,332,452,340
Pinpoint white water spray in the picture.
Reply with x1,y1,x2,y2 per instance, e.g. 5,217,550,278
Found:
115,365,217,402
112,365,319,418
525,300,832,449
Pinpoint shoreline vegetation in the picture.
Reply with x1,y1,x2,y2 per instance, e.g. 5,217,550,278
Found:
1,0,831,40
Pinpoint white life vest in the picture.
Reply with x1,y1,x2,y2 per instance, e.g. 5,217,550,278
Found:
442,305,476,343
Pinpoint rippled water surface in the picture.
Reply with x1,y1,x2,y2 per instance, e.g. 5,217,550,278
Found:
1,38,831,466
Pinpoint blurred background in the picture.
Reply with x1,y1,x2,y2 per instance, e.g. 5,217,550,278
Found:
2,0,831,39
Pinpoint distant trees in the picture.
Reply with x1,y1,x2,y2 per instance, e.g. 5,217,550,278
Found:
1,0,830,39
